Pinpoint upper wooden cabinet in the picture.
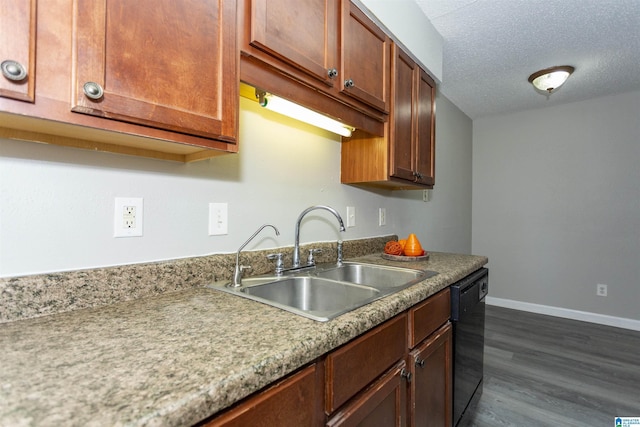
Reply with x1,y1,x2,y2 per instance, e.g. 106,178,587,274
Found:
247,0,339,87
340,1,391,114
341,43,436,190
238,0,389,136
0,0,37,102
390,48,435,187
72,0,237,142
0,0,238,162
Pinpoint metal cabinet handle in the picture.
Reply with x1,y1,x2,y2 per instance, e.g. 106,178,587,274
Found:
415,357,425,368
1,60,27,81
344,79,354,89
83,81,104,100
328,68,338,79
400,368,412,383
413,171,424,180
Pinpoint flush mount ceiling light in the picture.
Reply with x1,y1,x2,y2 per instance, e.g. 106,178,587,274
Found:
528,65,575,94
255,89,355,137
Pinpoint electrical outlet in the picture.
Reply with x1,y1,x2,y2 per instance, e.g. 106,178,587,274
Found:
596,284,608,297
346,206,356,227
209,203,228,235
114,197,143,237
423,189,430,202
378,208,386,226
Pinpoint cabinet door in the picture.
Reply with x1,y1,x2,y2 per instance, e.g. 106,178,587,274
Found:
389,45,418,183
341,1,390,113
72,0,237,142
409,323,452,427
327,361,407,427
390,45,436,188
0,0,36,102
414,67,436,187
206,364,323,427
248,0,338,86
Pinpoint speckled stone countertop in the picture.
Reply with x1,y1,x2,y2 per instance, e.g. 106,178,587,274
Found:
0,252,487,426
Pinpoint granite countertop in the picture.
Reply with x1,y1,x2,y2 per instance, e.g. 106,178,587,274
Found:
0,252,487,426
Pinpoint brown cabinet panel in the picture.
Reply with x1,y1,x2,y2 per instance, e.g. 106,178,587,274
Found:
249,0,338,86
414,67,436,186
341,1,391,113
327,361,407,427
326,313,407,413
205,363,324,427
409,323,452,427
409,287,450,348
72,0,237,141
0,0,36,102
341,42,435,190
389,47,417,182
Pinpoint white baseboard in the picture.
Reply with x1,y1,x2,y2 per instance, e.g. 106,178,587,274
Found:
485,296,640,332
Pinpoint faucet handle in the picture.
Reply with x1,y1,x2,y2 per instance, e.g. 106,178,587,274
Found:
307,248,322,266
267,253,284,275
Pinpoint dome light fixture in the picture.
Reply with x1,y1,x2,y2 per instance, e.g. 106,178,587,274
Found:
528,65,575,94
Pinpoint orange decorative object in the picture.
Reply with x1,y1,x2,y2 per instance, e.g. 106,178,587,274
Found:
403,233,423,257
398,239,407,250
384,240,404,256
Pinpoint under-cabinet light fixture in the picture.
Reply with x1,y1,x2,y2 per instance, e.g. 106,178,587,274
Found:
528,65,575,94
255,89,355,137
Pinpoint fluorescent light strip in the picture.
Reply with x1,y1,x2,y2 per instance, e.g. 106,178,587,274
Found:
261,93,355,137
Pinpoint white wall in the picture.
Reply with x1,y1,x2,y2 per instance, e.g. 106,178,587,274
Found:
357,0,443,81
0,94,472,277
472,90,640,322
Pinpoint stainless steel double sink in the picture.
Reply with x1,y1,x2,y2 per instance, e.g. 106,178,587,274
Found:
211,262,438,321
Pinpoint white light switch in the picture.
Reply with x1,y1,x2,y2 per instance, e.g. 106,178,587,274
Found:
378,208,386,226
209,203,228,235
346,206,356,228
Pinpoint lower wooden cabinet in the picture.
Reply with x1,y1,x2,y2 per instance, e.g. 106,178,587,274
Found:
327,361,407,427
409,323,452,427
203,363,324,427
205,288,452,427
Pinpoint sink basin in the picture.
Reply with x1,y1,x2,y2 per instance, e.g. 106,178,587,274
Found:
222,276,381,321
315,262,436,290
210,262,438,322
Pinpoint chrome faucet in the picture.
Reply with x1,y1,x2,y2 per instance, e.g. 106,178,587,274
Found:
230,224,280,287
292,205,346,268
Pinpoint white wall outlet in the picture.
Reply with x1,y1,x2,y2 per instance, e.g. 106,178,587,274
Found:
596,284,608,297
209,203,228,235
114,197,143,238
346,206,356,228
378,208,386,226
423,189,430,202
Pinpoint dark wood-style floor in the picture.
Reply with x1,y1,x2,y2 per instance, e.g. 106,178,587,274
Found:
458,305,640,427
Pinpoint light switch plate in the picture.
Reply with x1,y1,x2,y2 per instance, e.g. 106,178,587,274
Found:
378,208,386,226
346,206,356,228
209,203,228,235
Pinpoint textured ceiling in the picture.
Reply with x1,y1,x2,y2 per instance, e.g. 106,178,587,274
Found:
413,0,640,119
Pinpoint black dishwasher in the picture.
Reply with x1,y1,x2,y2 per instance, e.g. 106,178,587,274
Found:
450,267,489,426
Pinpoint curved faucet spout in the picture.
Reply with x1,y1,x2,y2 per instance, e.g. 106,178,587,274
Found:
231,224,280,287
293,205,346,268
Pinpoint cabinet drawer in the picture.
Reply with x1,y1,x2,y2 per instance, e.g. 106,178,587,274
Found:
326,360,406,427
206,364,323,427
408,288,450,348
325,313,407,413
